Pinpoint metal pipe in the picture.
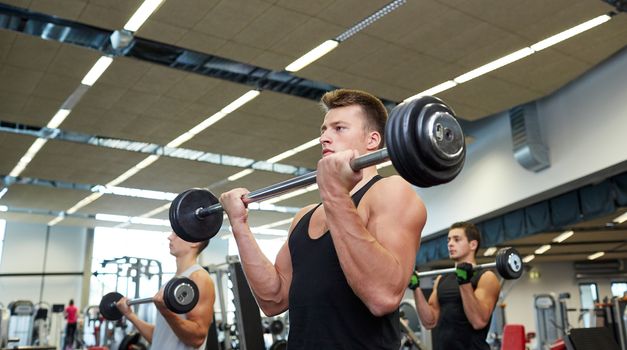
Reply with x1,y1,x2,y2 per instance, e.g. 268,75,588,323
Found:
195,148,390,218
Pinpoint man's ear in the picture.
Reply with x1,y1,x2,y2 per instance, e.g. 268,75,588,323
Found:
469,240,478,252
367,130,382,151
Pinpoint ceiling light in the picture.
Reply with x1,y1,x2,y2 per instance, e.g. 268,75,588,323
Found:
454,48,534,84
47,109,71,129
166,132,195,148
335,0,407,42
0,188,7,200
266,138,319,163
613,212,627,224
552,230,574,243
530,14,612,52
587,251,605,260
129,217,170,226
95,213,130,223
227,169,255,182
187,112,228,135
66,193,103,214
264,184,318,204
47,213,65,226
250,228,288,236
285,40,339,72
522,254,535,263
221,90,260,114
404,81,458,102
81,56,113,86
376,160,392,169
535,244,551,255
483,247,498,257
92,185,177,201
9,138,48,177
124,0,165,32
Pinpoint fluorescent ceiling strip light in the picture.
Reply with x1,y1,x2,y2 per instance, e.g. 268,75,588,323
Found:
404,81,458,103
91,185,177,201
81,56,113,86
250,228,288,236
221,90,260,114
166,132,195,148
613,212,627,224
0,188,7,200
227,169,255,182
0,204,7,212
587,251,605,260
552,230,574,243
531,15,612,52
47,214,65,226
483,247,498,257
534,244,551,255
47,109,71,129
376,160,392,169
266,138,319,163
124,0,164,32
285,40,339,72
253,219,293,230
454,48,534,84
130,217,170,226
106,155,160,187
9,138,48,177
522,254,535,263
264,184,318,204
186,112,228,136
66,193,103,214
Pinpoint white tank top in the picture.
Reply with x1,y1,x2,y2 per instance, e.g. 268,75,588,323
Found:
152,264,207,350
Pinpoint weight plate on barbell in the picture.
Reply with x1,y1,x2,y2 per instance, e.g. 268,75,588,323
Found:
169,188,222,242
99,292,124,321
163,276,199,314
495,247,523,280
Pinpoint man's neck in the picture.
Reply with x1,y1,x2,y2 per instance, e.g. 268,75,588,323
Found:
176,254,198,275
350,166,378,196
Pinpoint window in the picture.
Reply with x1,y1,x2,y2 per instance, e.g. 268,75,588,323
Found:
579,283,599,327
611,281,627,298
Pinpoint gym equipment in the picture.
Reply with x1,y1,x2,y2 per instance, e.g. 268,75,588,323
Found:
417,247,523,280
99,277,198,321
170,95,466,242
118,332,147,350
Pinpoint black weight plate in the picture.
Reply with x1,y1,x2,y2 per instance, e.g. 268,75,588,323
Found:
169,188,222,242
118,332,141,350
269,340,287,350
415,103,465,169
163,276,200,314
389,97,445,187
99,292,124,321
386,100,430,187
495,247,523,280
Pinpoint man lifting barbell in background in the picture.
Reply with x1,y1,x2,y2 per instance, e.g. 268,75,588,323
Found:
410,222,501,350
219,89,428,349
114,232,215,350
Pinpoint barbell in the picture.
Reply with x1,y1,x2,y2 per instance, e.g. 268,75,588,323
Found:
169,95,466,242
99,276,199,320
417,247,523,280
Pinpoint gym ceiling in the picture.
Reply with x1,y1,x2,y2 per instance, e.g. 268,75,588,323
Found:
0,0,626,265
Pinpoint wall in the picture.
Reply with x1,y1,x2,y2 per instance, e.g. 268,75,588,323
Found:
0,221,88,307
418,48,627,236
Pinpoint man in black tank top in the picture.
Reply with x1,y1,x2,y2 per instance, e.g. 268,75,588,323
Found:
409,222,500,350
219,89,427,350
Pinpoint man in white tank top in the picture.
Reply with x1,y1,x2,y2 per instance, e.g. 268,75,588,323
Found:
115,231,215,350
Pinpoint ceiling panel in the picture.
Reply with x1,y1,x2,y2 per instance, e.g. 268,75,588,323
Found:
1,184,91,211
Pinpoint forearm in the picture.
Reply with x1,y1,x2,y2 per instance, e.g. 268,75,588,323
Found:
459,284,491,329
413,289,437,329
161,312,207,348
325,195,405,315
232,223,287,314
125,313,154,343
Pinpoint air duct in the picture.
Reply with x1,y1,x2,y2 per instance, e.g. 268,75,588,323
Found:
509,102,551,172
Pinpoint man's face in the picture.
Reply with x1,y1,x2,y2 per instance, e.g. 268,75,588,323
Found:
447,228,474,261
319,105,374,157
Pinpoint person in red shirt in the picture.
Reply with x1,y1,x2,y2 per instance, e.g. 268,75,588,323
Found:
64,299,78,350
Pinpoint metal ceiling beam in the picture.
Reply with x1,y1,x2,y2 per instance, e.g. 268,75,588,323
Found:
0,119,313,176
0,3,398,109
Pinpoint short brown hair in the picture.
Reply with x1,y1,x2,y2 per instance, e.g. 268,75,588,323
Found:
320,89,388,149
450,222,481,257
196,240,209,256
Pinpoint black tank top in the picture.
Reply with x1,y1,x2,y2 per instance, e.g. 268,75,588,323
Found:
287,175,400,350
432,270,492,350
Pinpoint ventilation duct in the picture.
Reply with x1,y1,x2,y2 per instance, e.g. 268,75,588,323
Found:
574,259,624,277
509,102,551,172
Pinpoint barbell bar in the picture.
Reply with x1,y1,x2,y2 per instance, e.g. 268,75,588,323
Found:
169,95,466,242
417,247,523,280
99,276,199,320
